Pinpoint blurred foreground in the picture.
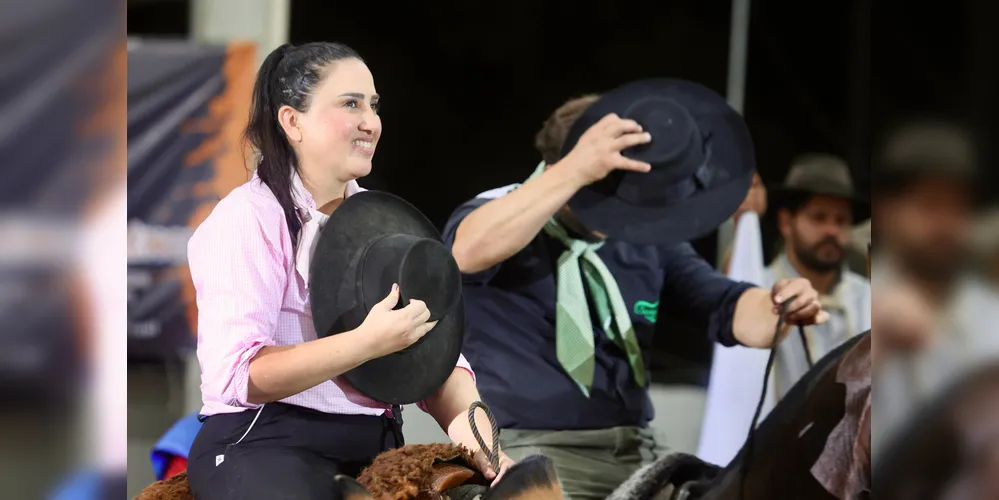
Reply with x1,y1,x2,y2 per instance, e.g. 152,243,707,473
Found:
871,120,999,497
0,0,126,498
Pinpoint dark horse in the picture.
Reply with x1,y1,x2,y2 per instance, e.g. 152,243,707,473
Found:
609,331,872,500
873,359,999,500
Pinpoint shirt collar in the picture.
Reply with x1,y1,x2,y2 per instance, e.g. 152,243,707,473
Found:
252,168,363,219
288,170,363,222
290,171,317,221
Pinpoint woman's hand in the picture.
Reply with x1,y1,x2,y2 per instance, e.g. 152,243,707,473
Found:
471,449,515,486
359,284,437,359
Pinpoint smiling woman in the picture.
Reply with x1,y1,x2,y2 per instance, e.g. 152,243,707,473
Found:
179,42,505,500
247,42,383,228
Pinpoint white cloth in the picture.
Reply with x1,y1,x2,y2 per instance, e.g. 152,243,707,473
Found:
292,176,364,288
696,212,773,465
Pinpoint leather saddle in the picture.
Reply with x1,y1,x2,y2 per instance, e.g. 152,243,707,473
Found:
421,453,491,500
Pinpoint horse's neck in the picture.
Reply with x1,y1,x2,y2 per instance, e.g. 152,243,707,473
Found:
699,336,868,500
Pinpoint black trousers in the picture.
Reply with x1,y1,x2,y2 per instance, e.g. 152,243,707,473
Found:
187,403,402,500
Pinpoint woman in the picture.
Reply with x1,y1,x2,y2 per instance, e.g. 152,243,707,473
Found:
185,42,512,499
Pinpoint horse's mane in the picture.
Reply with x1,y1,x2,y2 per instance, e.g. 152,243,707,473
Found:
356,443,477,500
481,454,561,500
133,471,191,500
811,334,871,499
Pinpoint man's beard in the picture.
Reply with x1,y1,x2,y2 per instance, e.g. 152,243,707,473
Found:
793,236,844,273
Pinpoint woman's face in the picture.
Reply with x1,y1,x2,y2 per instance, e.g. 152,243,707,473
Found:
288,58,382,183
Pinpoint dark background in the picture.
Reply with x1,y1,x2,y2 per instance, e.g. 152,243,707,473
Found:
127,0,998,384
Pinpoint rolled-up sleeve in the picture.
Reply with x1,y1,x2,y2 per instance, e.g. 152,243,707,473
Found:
442,197,502,285
188,195,289,409
454,353,475,382
659,243,756,347
415,353,476,413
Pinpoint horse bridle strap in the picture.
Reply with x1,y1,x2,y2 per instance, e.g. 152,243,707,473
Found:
740,295,812,500
468,401,501,473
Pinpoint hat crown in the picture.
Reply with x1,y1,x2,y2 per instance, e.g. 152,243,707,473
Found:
309,190,465,405
785,155,854,192
879,121,977,176
358,234,460,324
621,95,700,179
554,78,756,245
564,80,743,207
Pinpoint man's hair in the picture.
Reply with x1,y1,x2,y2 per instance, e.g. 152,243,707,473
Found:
534,94,600,165
780,192,815,215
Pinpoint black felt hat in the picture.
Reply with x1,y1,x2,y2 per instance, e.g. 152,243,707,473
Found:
559,78,756,245
309,191,464,405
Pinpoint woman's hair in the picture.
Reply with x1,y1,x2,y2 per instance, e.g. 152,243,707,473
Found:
245,41,363,249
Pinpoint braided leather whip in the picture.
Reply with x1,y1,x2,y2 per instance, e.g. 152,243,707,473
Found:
467,401,501,472
739,295,812,500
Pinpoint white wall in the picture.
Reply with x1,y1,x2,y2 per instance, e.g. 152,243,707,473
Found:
190,0,288,67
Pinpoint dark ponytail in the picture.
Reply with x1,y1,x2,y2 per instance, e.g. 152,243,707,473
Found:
244,42,362,250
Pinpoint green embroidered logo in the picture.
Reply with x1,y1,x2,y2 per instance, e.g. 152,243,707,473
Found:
633,300,659,323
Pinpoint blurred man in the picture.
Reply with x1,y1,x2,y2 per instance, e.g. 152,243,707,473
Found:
764,154,871,400
871,120,999,459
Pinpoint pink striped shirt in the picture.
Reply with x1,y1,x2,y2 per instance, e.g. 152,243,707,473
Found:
188,171,474,417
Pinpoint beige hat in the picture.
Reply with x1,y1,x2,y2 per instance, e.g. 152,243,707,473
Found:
877,120,977,179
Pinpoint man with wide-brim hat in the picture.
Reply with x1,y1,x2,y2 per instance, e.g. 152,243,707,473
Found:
761,153,872,404
444,78,829,498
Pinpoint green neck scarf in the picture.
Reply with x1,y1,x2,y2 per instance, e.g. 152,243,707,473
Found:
527,162,647,396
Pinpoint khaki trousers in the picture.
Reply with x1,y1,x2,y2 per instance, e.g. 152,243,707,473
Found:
500,426,668,500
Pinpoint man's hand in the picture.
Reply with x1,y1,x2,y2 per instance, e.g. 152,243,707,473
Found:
560,113,653,187
771,278,831,325
471,449,516,486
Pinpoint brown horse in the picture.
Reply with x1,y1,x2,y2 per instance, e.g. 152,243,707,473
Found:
608,331,872,500
134,443,561,500
342,448,561,500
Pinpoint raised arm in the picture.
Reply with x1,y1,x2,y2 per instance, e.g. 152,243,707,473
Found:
450,113,653,274
451,162,586,274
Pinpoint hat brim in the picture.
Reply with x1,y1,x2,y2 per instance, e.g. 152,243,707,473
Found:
560,78,756,246
310,191,464,405
567,167,754,245
768,186,870,221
